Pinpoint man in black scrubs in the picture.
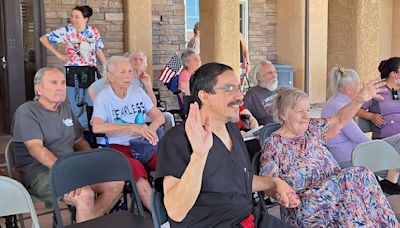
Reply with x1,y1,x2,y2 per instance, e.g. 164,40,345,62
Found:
155,63,300,227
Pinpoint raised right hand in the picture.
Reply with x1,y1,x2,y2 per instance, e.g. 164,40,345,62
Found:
185,102,213,159
139,72,152,89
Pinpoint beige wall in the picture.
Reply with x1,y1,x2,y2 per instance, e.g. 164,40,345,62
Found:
354,1,381,81
124,0,152,73
392,0,400,56
328,0,357,74
328,0,381,84
200,0,240,75
379,0,393,61
276,0,305,89
308,0,328,103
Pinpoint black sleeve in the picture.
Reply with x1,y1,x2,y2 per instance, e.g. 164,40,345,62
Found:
155,124,193,192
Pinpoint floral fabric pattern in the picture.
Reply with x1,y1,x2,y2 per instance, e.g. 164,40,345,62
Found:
46,24,104,66
260,118,397,227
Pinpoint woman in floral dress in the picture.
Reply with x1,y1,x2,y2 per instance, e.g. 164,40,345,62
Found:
260,86,398,227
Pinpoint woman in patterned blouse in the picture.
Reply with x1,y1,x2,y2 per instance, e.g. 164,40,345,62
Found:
260,85,398,227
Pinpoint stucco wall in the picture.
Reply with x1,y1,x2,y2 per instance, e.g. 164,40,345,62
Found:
200,0,240,74
392,0,400,56
327,0,357,74
276,0,305,89
379,0,393,61
328,0,380,83
308,0,328,103
354,1,381,81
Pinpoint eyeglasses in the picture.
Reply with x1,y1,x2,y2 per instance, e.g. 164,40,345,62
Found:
213,85,244,95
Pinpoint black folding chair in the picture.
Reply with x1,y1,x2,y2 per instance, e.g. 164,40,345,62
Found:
84,106,109,148
258,123,281,148
49,148,153,228
150,188,169,228
252,151,279,214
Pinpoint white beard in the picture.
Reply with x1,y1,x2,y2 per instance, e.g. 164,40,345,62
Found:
266,78,278,91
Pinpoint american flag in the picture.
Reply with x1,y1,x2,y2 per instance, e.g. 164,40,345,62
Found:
158,52,183,83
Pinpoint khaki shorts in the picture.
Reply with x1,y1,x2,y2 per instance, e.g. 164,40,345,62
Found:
28,171,53,208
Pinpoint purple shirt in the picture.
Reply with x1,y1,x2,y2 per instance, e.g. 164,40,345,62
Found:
321,92,369,162
362,86,400,139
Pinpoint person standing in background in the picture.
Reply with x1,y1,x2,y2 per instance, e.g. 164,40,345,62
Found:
40,5,106,128
187,22,200,53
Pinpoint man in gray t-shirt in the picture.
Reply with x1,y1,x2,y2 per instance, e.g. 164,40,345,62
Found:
244,60,278,125
12,67,123,223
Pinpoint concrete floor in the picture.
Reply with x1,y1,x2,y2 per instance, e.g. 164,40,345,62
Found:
0,202,72,228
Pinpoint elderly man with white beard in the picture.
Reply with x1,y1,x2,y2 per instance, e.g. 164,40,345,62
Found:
244,60,279,125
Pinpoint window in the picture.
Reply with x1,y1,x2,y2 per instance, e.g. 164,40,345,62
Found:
185,0,199,42
184,0,248,43
240,0,249,43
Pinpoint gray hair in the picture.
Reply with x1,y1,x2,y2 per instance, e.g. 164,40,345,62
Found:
104,56,129,79
329,66,359,95
128,51,148,66
249,60,273,87
33,67,62,101
273,87,308,124
181,48,197,69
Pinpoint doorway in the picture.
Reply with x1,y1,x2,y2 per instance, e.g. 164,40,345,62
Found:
0,0,44,134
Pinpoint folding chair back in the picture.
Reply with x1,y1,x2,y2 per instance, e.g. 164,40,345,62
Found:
258,123,281,147
251,151,279,214
5,138,15,178
357,117,372,133
84,105,109,147
0,176,40,228
352,140,400,172
352,140,400,220
6,138,43,202
49,148,151,227
150,189,169,228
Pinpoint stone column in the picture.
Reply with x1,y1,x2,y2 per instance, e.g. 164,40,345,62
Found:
277,0,328,103
379,0,393,60
200,0,240,76
276,0,306,90
392,0,400,56
308,0,328,103
124,0,152,73
328,0,381,82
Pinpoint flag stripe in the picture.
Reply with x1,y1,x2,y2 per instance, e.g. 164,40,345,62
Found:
158,52,183,84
